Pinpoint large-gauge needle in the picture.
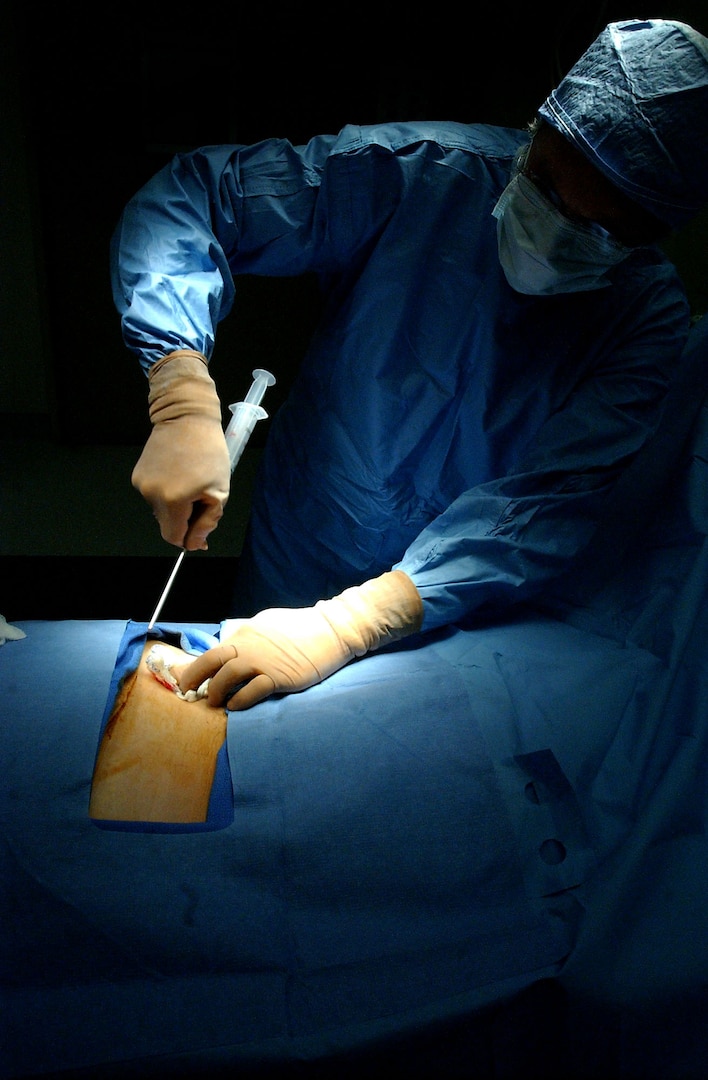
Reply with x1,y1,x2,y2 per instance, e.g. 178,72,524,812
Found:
147,549,186,630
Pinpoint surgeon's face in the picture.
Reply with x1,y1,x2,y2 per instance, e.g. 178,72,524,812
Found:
524,123,668,248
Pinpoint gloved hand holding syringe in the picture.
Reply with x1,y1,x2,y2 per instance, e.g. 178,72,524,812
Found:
147,367,276,629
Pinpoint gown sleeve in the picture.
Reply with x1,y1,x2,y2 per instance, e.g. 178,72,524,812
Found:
396,263,691,631
110,133,348,371
110,121,493,371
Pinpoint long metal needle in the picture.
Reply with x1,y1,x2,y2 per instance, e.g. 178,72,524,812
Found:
147,549,186,630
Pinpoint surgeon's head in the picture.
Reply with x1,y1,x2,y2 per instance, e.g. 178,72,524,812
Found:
493,18,708,296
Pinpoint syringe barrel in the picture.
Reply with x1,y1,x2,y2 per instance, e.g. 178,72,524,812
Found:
226,401,267,472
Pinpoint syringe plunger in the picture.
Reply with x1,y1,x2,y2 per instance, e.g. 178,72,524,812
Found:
225,368,276,473
244,368,276,407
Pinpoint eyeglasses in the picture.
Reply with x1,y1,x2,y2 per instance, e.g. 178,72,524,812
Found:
514,145,621,243
514,141,667,248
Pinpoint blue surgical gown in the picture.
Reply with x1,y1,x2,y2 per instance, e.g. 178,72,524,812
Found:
110,122,690,629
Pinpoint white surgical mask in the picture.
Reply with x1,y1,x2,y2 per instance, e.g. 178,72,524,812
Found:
492,170,631,296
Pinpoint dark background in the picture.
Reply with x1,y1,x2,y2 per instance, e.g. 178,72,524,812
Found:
7,0,708,444
3,15,708,1074
2,0,708,615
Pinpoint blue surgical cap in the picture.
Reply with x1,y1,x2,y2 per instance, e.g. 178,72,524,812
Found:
539,19,708,229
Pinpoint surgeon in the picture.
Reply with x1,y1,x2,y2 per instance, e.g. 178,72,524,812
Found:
111,19,708,711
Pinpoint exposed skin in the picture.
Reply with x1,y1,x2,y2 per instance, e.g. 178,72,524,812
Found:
524,122,669,248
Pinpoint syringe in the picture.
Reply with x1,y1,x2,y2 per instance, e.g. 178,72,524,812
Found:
225,368,276,473
146,367,276,630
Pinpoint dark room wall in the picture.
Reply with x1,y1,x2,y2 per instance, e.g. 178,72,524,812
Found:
3,0,708,559
6,0,706,439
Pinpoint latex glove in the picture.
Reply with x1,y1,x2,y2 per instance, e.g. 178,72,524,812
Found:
132,349,231,550
179,570,424,710
0,614,26,646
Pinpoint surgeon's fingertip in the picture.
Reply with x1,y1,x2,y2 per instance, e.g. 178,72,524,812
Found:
178,665,204,695
227,675,275,712
224,686,249,711
207,685,224,707
171,663,186,687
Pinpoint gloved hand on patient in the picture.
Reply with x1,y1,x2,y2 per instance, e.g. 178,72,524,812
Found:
177,570,423,710
132,350,231,551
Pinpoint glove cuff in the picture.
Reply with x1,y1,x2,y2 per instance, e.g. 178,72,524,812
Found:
148,349,209,380
147,350,222,425
319,570,423,657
